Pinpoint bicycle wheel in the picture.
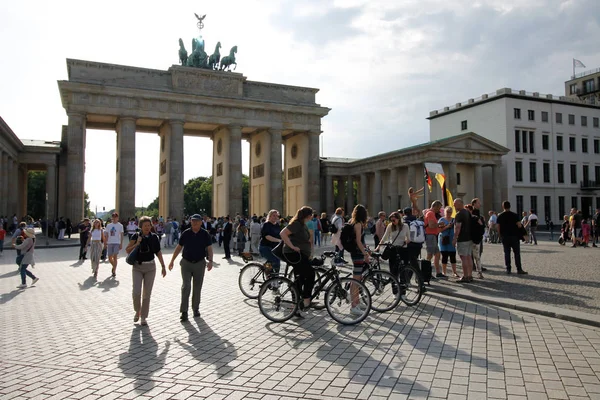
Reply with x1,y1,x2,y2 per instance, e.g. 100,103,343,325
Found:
398,264,423,306
257,277,298,323
238,263,267,299
325,277,371,325
363,270,401,312
286,268,327,309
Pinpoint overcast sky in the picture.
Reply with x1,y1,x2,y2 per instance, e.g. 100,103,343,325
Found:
1,0,599,211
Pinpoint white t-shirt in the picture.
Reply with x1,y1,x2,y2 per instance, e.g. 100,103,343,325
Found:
91,229,103,241
105,223,124,244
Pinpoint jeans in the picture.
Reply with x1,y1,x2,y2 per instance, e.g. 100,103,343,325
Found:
19,264,36,285
0,239,3,253
259,245,281,275
180,258,207,313
502,236,522,272
291,253,315,299
314,231,321,246
529,226,538,244
132,261,156,319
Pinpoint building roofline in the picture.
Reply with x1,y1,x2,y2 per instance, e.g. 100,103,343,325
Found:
0,116,24,150
428,87,600,120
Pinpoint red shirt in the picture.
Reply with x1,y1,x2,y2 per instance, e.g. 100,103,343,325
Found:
424,210,440,235
0,229,5,240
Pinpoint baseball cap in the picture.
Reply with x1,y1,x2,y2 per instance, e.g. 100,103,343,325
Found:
403,207,412,215
190,214,202,220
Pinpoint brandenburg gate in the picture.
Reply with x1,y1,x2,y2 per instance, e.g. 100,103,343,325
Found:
57,59,329,220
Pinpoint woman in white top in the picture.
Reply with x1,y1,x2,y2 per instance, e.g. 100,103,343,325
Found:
126,218,138,240
14,228,38,289
374,211,410,278
87,219,104,279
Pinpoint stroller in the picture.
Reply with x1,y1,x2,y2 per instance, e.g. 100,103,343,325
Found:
558,224,570,245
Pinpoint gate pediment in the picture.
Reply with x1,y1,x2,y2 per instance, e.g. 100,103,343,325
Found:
170,66,244,97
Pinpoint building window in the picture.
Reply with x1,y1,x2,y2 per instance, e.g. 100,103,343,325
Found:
570,164,577,184
594,117,599,128
570,84,577,95
568,114,575,125
558,163,564,183
529,162,537,182
516,195,524,216
529,131,534,153
461,120,467,130
556,112,563,124
542,111,549,122
583,165,590,183
514,108,521,119
582,116,588,127
514,130,520,152
582,138,588,153
543,163,550,183
569,137,576,152
542,134,549,150
558,196,565,220
456,173,461,186
594,139,599,154
572,196,578,209
530,196,538,214
584,79,595,93
515,161,523,182
544,196,551,220
522,131,528,154
596,165,600,181
557,135,563,151
528,110,535,121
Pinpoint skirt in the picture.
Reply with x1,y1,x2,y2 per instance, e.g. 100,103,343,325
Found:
90,241,103,269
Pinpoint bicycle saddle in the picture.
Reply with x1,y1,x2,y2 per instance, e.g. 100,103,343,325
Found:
323,251,337,258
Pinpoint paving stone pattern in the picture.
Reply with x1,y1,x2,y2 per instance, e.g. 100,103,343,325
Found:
1,244,599,399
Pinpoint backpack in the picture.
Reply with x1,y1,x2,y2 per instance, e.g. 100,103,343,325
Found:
340,223,357,252
409,220,425,244
329,216,340,234
471,215,485,245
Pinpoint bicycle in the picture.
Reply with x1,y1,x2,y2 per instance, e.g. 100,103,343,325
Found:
375,243,424,306
257,252,372,325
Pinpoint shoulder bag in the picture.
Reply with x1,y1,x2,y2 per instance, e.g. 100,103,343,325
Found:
381,230,401,261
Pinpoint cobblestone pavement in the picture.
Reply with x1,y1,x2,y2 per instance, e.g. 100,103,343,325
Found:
1,244,600,399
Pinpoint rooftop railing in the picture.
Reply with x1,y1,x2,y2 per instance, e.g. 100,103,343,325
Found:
570,67,600,80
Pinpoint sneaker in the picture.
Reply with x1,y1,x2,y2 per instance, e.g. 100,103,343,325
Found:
517,270,528,275
477,272,484,279
436,273,445,278
180,312,188,322
350,306,364,316
16,284,27,289
193,310,201,318
592,244,597,247
295,309,308,318
31,278,39,285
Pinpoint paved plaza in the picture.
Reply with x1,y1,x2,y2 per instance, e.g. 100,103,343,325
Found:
1,242,600,399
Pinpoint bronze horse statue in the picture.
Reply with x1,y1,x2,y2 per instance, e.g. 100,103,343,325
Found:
220,46,237,71
208,42,221,70
178,38,188,66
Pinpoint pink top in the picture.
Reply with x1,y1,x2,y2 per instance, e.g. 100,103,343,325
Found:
582,223,591,236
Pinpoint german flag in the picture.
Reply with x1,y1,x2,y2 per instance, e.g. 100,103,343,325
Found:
424,167,433,193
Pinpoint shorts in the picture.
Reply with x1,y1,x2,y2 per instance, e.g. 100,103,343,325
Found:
107,243,120,256
571,228,581,238
350,253,366,275
425,234,439,255
456,241,473,256
441,251,456,264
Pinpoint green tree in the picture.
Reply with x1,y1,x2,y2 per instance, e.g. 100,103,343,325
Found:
184,176,213,215
27,171,46,219
84,192,92,217
242,174,249,215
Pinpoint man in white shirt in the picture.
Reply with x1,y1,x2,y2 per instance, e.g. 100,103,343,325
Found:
104,212,124,278
526,209,539,245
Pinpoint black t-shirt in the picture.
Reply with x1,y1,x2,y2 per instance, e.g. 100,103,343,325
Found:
284,220,311,258
497,210,520,238
179,228,212,261
130,233,161,262
574,213,583,229
455,209,471,242
260,222,281,248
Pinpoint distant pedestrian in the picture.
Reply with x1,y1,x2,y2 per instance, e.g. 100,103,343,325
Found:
87,219,105,279
14,228,39,289
57,217,66,240
168,214,214,321
221,216,233,259
0,224,5,256
526,209,539,245
66,218,73,239
104,212,124,278
126,218,138,240
438,206,458,277
330,208,345,262
497,201,528,275
453,198,473,283
593,208,600,247
236,222,248,256
249,217,261,254
78,218,91,260
582,219,591,248
319,213,330,245
259,210,282,277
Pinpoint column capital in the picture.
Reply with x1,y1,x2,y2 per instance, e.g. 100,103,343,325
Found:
67,112,85,119
168,119,185,127
118,116,137,123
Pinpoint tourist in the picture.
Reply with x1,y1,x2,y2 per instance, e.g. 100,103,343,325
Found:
582,218,591,248
521,212,530,244
66,218,73,239
78,218,91,260
375,211,409,278
249,217,261,254
453,198,473,283
571,209,583,248
279,206,315,318
402,207,422,269
488,211,498,243
259,210,282,277
87,219,105,279
14,228,39,289
330,208,345,261
526,209,539,245
305,214,316,255
593,208,600,247
57,217,66,240
236,221,248,256
471,198,486,272
125,216,166,326
319,212,330,245
347,204,370,316
312,213,322,247
0,223,5,256
168,213,213,321
438,206,458,277
497,201,528,275
221,216,233,259
424,201,443,277
374,211,387,249
126,218,138,240
466,204,485,279
164,218,173,248
104,212,124,278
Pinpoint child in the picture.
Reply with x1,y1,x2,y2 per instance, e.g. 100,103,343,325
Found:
582,218,591,248
0,224,5,256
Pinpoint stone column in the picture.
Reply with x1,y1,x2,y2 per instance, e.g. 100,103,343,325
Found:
270,129,283,213
407,164,417,191
168,120,185,219
373,170,382,213
7,159,17,216
474,164,484,198
19,165,27,218
46,164,57,223
1,152,8,214
359,173,368,208
346,175,354,212
229,125,243,216
492,164,502,212
336,177,345,208
448,162,458,197
325,174,334,215
115,117,136,219
65,113,86,221
307,132,321,212
389,167,398,212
